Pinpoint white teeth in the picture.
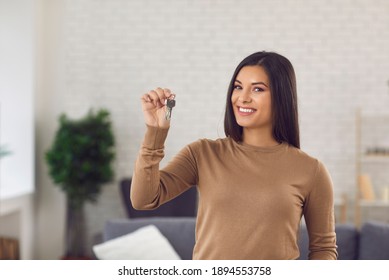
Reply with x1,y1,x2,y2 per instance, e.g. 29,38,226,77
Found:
239,107,255,113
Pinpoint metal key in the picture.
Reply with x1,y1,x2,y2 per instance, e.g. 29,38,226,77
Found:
165,96,176,120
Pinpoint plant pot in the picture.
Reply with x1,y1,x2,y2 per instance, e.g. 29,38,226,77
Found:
65,197,88,259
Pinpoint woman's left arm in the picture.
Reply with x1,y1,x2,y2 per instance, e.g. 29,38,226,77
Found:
303,160,338,260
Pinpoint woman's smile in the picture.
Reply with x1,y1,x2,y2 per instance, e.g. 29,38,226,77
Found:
237,106,257,116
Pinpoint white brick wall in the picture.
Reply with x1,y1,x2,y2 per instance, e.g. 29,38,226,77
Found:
39,0,389,257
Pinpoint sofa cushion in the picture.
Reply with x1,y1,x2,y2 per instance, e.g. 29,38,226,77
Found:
103,217,196,260
94,224,181,260
359,221,389,260
334,224,359,260
298,223,358,260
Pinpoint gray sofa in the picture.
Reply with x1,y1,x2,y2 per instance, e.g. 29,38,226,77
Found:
102,217,389,260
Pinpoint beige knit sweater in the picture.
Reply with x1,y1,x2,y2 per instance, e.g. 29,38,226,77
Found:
131,125,338,260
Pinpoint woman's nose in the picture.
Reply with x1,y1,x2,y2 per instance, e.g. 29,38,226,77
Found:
239,89,252,103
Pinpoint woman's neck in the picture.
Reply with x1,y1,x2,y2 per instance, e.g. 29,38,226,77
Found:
242,127,279,147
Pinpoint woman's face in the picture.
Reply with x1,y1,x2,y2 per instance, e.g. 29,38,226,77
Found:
231,65,273,131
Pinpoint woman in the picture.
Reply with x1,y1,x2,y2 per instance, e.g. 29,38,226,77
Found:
131,51,338,260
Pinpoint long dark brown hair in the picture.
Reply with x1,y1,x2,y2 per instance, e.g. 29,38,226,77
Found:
224,51,300,148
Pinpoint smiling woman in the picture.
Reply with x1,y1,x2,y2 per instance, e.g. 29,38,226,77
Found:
130,51,337,260
225,52,299,149
230,66,275,146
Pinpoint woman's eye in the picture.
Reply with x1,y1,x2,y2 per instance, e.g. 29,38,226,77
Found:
233,85,242,90
253,87,264,92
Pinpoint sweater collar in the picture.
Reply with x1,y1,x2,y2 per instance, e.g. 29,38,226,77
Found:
231,138,289,153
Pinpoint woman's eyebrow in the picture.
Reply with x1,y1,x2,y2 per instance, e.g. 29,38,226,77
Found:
252,82,269,87
235,79,268,87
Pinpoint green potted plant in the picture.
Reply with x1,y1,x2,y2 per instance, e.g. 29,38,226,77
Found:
45,108,115,259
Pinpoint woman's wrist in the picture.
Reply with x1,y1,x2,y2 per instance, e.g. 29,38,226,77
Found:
142,124,170,150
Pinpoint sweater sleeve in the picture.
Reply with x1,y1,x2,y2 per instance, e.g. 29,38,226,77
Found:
130,125,198,210
303,160,338,260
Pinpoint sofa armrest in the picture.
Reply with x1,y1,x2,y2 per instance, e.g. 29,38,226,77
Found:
359,221,389,260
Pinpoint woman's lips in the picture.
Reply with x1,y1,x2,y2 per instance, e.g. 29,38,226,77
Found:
237,106,256,116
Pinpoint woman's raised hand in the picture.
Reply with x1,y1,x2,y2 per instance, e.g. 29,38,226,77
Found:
141,87,175,128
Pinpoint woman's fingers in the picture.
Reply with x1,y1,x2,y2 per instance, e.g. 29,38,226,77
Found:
154,87,174,106
164,88,176,100
143,88,174,108
140,87,175,128
147,90,161,107
141,93,152,103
